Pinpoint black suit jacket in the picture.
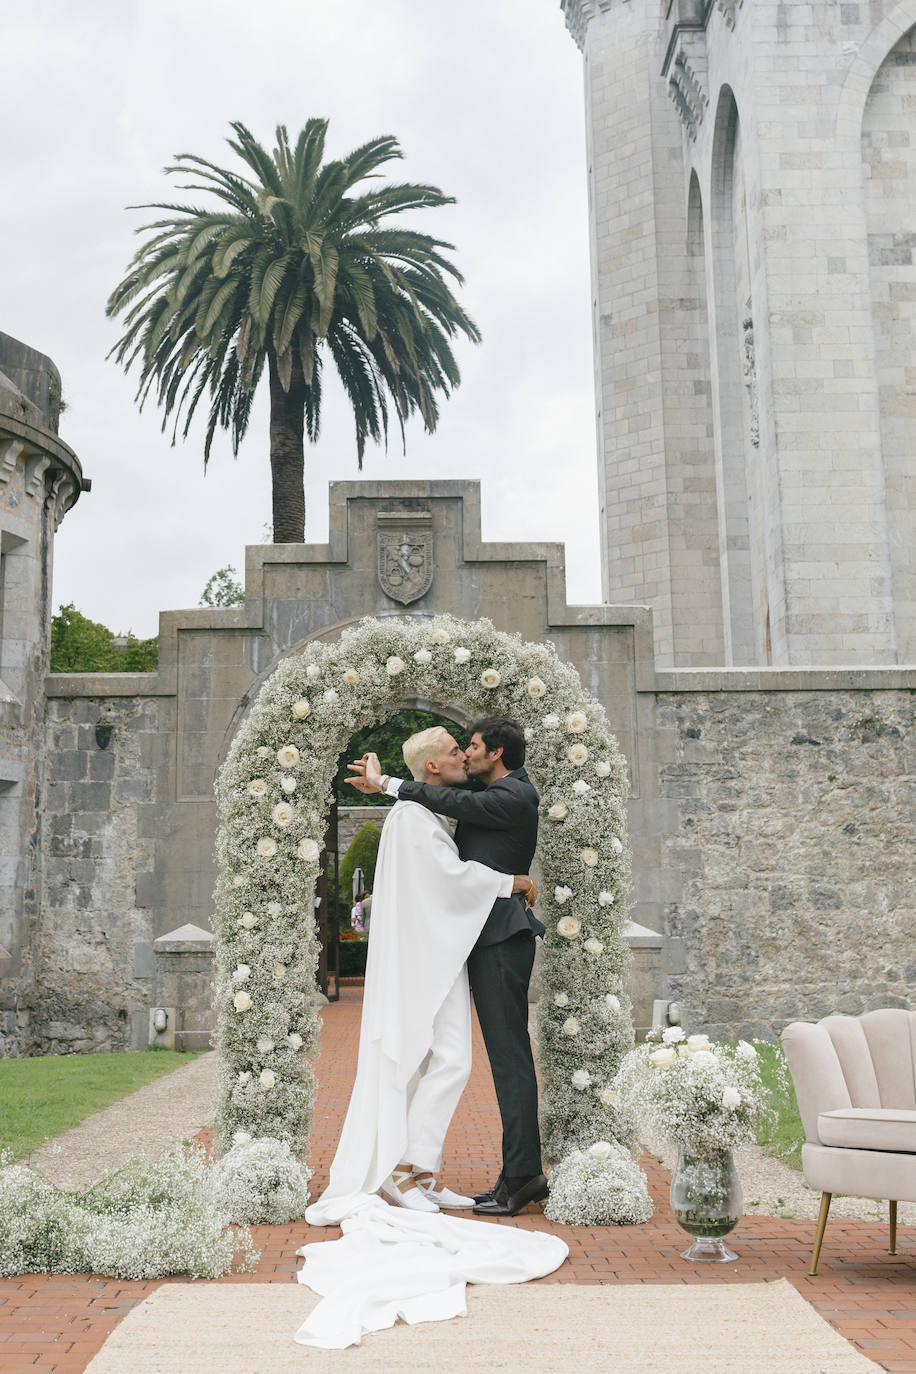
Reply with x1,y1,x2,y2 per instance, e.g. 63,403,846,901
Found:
397,767,544,948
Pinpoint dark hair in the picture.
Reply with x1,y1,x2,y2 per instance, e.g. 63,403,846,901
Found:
469,717,526,770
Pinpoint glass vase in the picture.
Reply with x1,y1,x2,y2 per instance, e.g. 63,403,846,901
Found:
669,1146,743,1261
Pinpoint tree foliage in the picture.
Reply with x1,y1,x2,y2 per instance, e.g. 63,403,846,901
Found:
200,566,245,607
50,605,158,673
106,119,479,541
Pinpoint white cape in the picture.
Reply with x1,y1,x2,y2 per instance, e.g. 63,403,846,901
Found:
298,800,567,1347
295,1199,568,1349
305,800,509,1226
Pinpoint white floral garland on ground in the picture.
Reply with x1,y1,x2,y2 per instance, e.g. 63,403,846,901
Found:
213,613,650,1223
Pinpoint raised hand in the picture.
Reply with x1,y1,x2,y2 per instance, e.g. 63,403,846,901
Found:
346,753,384,794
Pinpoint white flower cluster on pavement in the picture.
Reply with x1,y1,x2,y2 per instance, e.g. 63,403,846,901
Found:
214,613,644,1223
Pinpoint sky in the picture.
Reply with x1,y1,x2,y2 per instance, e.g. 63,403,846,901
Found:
2,0,600,638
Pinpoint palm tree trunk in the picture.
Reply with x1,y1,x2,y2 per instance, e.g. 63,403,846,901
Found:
268,353,306,542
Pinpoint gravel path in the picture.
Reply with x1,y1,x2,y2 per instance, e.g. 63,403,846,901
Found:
27,1052,219,1190
646,1134,916,1225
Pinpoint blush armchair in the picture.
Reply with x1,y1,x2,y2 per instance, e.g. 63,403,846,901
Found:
781,1009,916,1275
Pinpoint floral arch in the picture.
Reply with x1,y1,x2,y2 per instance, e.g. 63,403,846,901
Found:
213,613,635,1177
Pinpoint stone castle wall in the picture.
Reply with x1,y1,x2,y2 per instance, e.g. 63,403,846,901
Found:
563,0,916,669
22,481,913,1053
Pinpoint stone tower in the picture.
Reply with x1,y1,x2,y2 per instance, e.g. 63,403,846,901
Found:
0,332,86,1054
563,0,916,668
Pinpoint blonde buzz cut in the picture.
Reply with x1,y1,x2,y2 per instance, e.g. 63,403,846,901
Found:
402,726,451,782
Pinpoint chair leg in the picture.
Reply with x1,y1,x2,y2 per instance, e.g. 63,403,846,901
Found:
890,1200,897,1255
809,1191,832,1276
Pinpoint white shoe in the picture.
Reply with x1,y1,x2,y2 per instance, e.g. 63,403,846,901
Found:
414,1175,475,1209
379,1168,439,1212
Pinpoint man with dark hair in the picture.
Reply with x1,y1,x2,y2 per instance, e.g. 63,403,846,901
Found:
347,717,547,1216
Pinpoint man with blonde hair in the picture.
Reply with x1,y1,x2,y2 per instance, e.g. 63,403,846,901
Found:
306,726,537,1225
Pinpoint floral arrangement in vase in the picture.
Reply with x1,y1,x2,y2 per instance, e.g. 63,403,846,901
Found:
615,1029,773,1260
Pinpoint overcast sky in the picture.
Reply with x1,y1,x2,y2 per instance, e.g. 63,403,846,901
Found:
2,0,599,638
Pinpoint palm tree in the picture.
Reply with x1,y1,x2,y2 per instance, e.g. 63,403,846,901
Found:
106,120,480,541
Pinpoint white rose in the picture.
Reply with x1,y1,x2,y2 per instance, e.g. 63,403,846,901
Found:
256,745,271,758
281,775,297,793
272,802,294,827
287,1033,303,1051
277,744,300,768
322,688,339,705
256,837,277,858
527,677,547,697
595,760,612,778
298,838,320,862
678,1044,691,1058
589,1140,613,1160
584,937,604,955
599,1087,620,1109
256,1036,274,1053
572,779,591,796
691,1049,717,1067
291,698,311,719
480,668,501,689
611,836,624,855
266,901,282,917
413,649,432,665
557,915,581,940
566,712,588,733
542,713,560,730
580,847,599,867
553,992,570,1008
649,1047,677,1069
562,1017,580,1037
554,885,573,905
687,1033,711,1052
572,1069,593,1091
432,628,451,644
385,656,405,676
663,1026,687,1044
232,1130,252,1146
232,874,245,887
722,1086,741,1110
548,802,568,821
248,778,267,797
233,990,252,1013
232,964,250,984
605,993,620,1013
341,667,360,684
272,964,287,981
453,647,471,664
237,1072,251,1086
736,1040,757,1061
259,1069,276,1090
567,743,589,766
306,663,321,681
598,890,615,907
240,912,257,929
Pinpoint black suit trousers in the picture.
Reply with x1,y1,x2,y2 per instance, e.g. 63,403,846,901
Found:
467,931,542,1178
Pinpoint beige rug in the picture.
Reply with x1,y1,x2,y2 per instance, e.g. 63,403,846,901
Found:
84,1277,878,1373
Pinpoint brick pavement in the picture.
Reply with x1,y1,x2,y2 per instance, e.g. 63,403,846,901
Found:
1,987,913,1373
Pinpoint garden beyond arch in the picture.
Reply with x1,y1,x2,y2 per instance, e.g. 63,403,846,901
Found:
213,613,636,1188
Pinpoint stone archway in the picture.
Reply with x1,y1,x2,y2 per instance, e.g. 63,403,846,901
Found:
212,612,634,1176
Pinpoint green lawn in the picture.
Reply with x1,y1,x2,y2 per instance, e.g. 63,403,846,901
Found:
0,1050,204,1162
754,1041,804,1170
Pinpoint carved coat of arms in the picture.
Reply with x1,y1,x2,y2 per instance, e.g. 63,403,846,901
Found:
377,519,434,605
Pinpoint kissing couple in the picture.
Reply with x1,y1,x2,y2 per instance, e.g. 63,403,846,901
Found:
306,716,549,1224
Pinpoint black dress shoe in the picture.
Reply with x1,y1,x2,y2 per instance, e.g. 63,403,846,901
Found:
473,1173,548,1216
472,1173,504,1205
